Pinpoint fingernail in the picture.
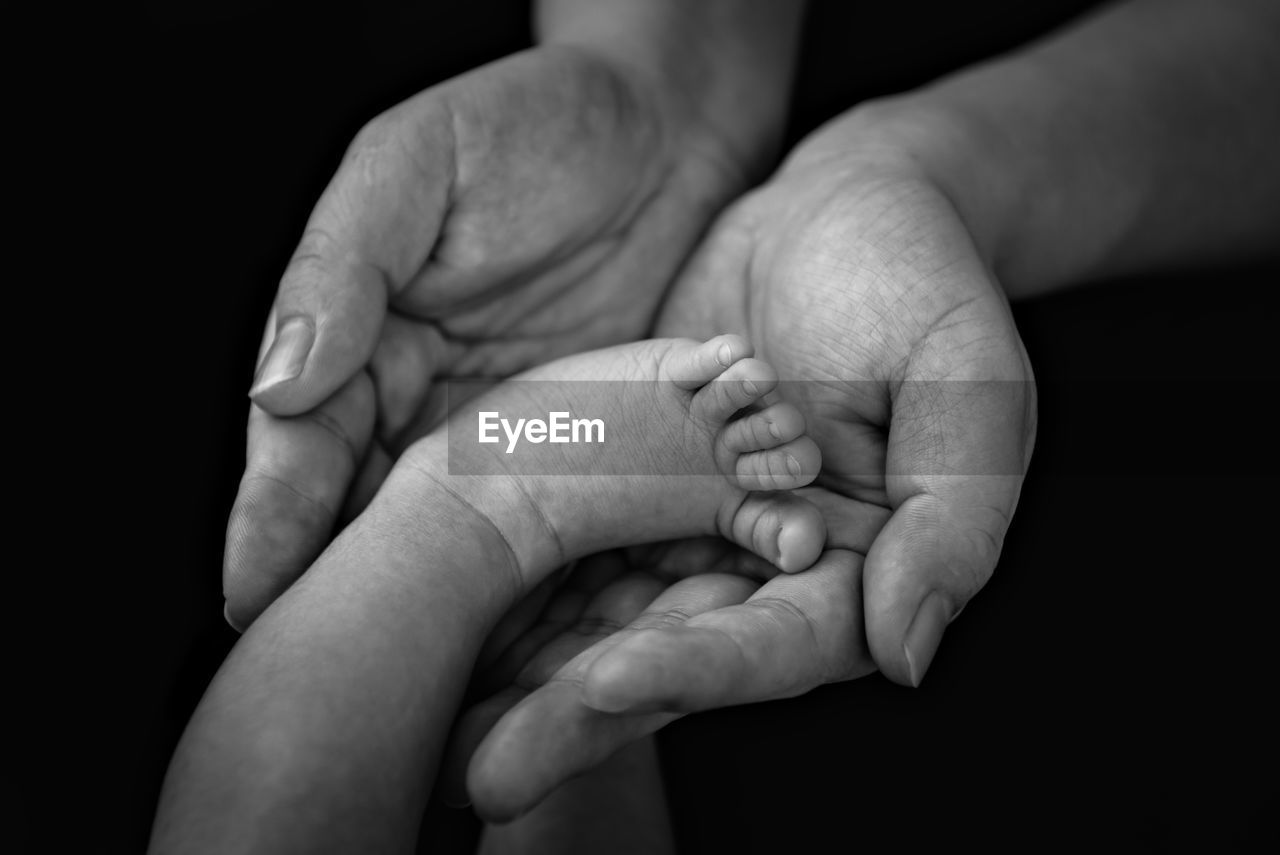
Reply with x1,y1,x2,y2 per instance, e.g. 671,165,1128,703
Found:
742,379,758,397
768,421,781,440
249,316,314,397
717,343,733,366
903,590,952,687
223,602,246,634
786,455,801,478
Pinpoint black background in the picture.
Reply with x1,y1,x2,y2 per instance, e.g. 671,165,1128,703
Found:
106,1,1276,851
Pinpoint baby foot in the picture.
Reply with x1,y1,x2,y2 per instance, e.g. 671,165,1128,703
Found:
410,334,827,589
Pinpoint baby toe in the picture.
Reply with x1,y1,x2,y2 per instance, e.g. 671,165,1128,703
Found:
731,436,821,491
723,493,827,574
719,402,807,454
691,357,779,424
664,334,753,390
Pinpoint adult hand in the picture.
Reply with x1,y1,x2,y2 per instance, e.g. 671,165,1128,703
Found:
223,44,761,629
450,103,1037,820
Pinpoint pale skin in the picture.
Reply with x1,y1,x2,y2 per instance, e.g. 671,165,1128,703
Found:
222,0,804,626
151,334,826,854
171,0,1280,849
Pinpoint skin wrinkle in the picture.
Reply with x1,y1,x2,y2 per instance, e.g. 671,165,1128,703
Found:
398,460,528,606
747,595,827,687
966,510,1007,570
942,535,992,604
420,119,716,357
635,606,697,629
680,621,752,700
285,228,346,290
563,614,633,640
403,54,673,328
337,117,441,288
303,404,364,468
238,471,338,521
442,234,634,335
372,349,437,452
506,587,693,693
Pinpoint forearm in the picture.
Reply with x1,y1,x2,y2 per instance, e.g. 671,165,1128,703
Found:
152,481,517,854
537,0,806,180
858,0,1280,297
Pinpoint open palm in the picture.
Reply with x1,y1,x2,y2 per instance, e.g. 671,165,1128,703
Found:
224,45,749,626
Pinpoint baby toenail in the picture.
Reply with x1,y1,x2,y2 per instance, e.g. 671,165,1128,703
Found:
742,379,758,397
786,455,801,477
717,343,733,366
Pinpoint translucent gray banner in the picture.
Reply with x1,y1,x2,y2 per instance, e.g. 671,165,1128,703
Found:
443,379,1033,477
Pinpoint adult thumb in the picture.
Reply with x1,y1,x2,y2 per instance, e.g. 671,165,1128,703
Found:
864,374,1035,688
248,235,388,415
249,112,449,415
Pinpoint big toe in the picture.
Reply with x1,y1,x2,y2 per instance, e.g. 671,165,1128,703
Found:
722,492,827,574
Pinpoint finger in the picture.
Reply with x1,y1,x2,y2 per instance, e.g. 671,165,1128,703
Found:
475,563,578,679
249,109,452,415
439,686,525,809
475,554,631,694
627,537,778,582
368,312,453,447
465,573,758,822
441,569,670,810
865,363,1035,687
223,371,375,630
437,567,600,810
471,683,680,824
795,487,894,555
582,549,874,714
339,440,393,527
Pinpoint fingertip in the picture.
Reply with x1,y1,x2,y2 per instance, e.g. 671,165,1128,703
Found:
252,267,387,416
901,589,953,687
466,737,538,825
579,648,641,714
222,601,246,634
865,488,1006,688
222,477,334,628
248,315,315,406
581,630,685,714
441,691,522,811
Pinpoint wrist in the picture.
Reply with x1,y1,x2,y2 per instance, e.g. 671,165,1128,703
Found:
793,95,1025,285
536,0,804,183
390,436,565,601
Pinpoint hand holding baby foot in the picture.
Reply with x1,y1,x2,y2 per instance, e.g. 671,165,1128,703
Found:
456,103,1036,820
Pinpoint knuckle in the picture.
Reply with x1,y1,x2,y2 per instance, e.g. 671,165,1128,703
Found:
634,607,693,631
348,113,396,160
306,406,361,467
283,227,342,285
570,615,628,639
